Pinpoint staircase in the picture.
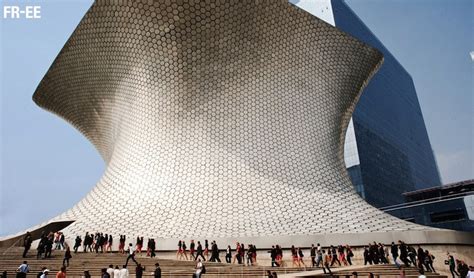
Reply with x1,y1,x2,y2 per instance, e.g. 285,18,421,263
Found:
0,247,315,277
291,264,448,277
0,248,448,278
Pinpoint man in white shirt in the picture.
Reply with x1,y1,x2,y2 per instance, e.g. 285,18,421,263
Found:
467,265,474,278
106,264,114,278
16,261,29,278
195,259,203,278
40,269,49,278
125,243,138,267
113,266,121,278
119,265,129,278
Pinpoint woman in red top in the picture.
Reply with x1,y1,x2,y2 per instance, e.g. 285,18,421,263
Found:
136,237,143,253
204,240,209,261
233,242,241,264
276,245,283,267
176,240,182,260
291,245,298,267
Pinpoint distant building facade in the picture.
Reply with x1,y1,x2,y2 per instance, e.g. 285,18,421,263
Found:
293,0,442,207
381,180,474,232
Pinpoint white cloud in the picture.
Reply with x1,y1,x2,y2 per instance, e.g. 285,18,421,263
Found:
470,51,474,61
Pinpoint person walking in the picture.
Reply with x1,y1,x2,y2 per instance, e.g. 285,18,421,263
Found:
315,244,322,268
291,246,298,267
297,248,306,268
107,235,113,253
424,250,435,272
251,244,257,265
82,233,89,253
346,245,354,266
136,237,143,254
62,247,72,267
379,244,388,264
149,239,156,258
73,236,82,254
22,232,33,258
16,261,29,278
125,243,138,267
408,245,417,266
417,245,425,272
399,241,409,267
269,245,278,267
225,245,232,263
210,241,221,263
246,244,253,266
391,242,400,268
153,263,161,278
94,233,100,252
44,234,53,259
54,232,61,250
369,243,377,264
363,246,371,265
322,250,332,275
146,239,151,257
330,245,341,266
338,245,348,266
195,241,205,261
310,244,316,267
119,235,126,254
37,236,46,259
345,244,354,265
276,245,283,267
181,240,189,260
190,240,196,260
239,243,245,265
176,240,182,260
232,242,240,264
59,233,65,250
447,254,459,278
203,240,209,261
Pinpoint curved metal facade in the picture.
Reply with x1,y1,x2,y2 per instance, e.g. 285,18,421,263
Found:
32,0,429,241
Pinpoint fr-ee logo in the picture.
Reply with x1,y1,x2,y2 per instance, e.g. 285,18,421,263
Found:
3,6,41,19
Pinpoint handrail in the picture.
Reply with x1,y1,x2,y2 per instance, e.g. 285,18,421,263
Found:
2,236,23,256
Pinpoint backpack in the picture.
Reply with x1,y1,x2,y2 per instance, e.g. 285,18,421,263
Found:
201,265,206,274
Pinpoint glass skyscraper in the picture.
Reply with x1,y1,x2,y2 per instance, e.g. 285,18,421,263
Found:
293,0,442,207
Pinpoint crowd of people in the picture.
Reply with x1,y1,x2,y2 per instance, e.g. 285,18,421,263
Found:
74,232,113,254
13,261,67,278
34,232,66,260
175,239,258,266
13,261,163,278
386,241,436,273
16,231,474,278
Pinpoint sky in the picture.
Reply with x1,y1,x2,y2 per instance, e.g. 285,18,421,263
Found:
0,0,473,236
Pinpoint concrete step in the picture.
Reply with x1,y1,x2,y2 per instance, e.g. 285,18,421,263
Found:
0,248,447,278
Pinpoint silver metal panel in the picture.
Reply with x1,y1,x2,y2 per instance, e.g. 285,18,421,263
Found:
26,0,439,244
